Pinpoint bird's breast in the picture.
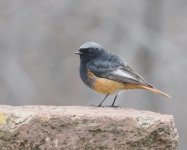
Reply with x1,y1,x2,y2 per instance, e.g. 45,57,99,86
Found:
80,65,94,88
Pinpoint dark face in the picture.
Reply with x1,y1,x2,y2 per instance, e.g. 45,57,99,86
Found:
75,42,105,63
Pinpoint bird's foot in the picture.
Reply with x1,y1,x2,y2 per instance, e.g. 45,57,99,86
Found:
108,105,121,108
91,104,103,107
91,104,120,108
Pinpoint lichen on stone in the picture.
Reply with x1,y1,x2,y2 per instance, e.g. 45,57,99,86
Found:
0,113,7,124
137,116,156,128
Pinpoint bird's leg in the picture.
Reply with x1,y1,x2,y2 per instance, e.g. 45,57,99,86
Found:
110,94,118,107
96,94,109,107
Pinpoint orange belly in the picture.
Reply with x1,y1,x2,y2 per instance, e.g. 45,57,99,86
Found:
87,70,123,94
93,78,124,94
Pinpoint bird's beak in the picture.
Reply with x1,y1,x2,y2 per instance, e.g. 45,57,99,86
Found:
74,51,82,55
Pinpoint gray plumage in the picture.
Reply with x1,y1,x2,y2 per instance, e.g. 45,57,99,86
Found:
79,42,151,87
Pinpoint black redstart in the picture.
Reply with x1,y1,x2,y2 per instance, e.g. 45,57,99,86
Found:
75,42,171,107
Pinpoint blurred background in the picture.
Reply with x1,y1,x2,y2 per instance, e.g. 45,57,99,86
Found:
0,0,186,148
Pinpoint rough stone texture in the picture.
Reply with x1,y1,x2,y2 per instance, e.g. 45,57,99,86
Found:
0,106,178,150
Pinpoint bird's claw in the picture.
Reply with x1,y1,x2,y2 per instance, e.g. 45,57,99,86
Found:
91,104,103,107
108,105,121,108
91,104,120,108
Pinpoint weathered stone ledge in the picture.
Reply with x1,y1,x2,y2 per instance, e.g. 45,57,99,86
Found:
0,105,179,150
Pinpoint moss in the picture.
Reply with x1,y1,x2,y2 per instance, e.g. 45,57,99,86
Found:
144,133,156,146
19,139,28,147
89,128,103,137
158,127,170,135
130,126,171,148
31,144,41,150
131,142,143,149
0,129,10,141
130,128,159,148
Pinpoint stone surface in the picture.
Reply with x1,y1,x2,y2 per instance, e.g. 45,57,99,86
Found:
0,106,178,150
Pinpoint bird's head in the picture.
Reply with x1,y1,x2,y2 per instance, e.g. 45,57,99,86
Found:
74,42,105,63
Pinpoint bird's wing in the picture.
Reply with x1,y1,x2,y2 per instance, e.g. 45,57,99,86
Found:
87,55,151,86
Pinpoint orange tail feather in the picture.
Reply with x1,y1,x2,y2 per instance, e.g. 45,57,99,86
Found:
140,85,171,98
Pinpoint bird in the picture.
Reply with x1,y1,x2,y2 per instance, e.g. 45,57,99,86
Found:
74,42,171,107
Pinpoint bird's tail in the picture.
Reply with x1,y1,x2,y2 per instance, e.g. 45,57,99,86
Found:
123,84,171,98
140,85,171,98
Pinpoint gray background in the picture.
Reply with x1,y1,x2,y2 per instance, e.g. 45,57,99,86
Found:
0,0,186,149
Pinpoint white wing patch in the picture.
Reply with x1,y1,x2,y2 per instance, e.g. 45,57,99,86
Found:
113,69,137,80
